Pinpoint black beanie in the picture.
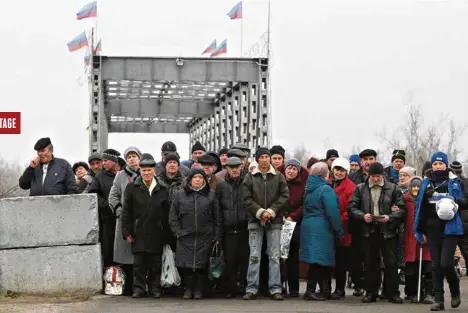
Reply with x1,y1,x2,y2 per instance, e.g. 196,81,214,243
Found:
270,145,285,158
164,152,180,165
218,148,229,156
368,162,384,176
102,149,120,163
255,147,271,162
450,161,463,174
391,149,406,163
191,141,206,153
326,149,339,160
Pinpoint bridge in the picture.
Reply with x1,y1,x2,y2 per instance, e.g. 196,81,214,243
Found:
87,56,271,157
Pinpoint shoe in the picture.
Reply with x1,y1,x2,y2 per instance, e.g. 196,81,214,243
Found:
353,288,364,297
389,296,403,304
331,289,345,299
410,296,419,303
193,290,203,300
272,293,284,301
451,295,461,308
150,290,162,298
430,302,445,311
132,292,146,298
183,288,193,300
225,293,235,299
289,290,299,297
423,294,434,304
243,292,256,300
304,292,327,301
379,293,388,300
362,294,377,303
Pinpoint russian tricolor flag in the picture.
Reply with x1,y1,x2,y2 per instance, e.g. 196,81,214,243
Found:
202,40,216,55
67,31,88,52
227,1,242,19
211,39,227,57
94,39,102,54
84,55,91,66
77,1,97,20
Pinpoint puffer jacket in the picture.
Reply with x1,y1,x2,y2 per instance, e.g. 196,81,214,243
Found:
348,178,406,239
222,171,249,233
243,164,289,230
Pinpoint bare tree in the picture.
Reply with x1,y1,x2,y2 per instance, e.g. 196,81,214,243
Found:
285,144,313,166
0,156,28,199
377,100,466,174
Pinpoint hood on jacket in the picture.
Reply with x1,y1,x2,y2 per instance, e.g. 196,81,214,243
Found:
305,174,329,193
183,168,211,196
278,164,309,184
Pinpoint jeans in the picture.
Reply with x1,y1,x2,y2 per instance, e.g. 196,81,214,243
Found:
427,229,459,302
246,227,282,295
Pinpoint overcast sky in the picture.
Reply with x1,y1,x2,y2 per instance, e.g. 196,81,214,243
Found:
0,0,467,167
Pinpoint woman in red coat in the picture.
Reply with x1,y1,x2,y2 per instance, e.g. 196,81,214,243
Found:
404,176,433,304
330,158,356,299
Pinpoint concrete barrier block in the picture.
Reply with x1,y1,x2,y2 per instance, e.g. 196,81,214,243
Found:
0,194,99,249
0,244,102,294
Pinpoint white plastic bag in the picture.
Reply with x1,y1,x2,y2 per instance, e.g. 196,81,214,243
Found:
104,266,126,295
280,218,297,259
161,245,181,287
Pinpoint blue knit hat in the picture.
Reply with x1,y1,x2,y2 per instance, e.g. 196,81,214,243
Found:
349,154,361,164
431,151,448,166
285,158,301,173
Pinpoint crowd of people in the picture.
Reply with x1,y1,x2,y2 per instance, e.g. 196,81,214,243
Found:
17,136,468,311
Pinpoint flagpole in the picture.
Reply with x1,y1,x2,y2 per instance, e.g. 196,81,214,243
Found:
241,17,243,57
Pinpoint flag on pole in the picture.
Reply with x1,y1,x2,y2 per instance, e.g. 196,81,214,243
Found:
77,1,97,20
227,1,242,19
211,39,227,57
94,39,102,54
202,40,217,55
67,31,88,52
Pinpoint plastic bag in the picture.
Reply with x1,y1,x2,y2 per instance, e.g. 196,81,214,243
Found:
280,218,297,259
104,266,126,295
208,242,225,280
161,245,181,287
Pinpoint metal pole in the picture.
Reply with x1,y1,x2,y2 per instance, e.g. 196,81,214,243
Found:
241,16,243,57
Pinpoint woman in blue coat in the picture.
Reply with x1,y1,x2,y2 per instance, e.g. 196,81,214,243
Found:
300,162,344,301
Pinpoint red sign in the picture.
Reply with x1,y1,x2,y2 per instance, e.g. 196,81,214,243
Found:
0,112,21,134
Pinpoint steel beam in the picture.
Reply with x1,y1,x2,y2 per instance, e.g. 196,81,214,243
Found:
105,99,214,118
108,122,189,133
101,57,261,83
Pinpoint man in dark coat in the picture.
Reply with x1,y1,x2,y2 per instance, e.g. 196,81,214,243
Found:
156,141,190,176
19,137,77,196
79,152,102,193
384,150,406,184
221,157,250,298
121,154,170,299
242,147,289,301
349,162,406,304
87,148,121,268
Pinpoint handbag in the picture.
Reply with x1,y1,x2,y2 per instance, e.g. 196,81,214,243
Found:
208,242,225,280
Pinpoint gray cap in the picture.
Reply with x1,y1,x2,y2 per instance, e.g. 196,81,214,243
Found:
225,157,243,167
227,148,247,158
232,143,250,152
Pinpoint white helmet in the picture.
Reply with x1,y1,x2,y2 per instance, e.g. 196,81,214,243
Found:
436,197,458,221
331,157,350,173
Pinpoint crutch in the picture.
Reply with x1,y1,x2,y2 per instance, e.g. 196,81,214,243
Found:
417,246,423,303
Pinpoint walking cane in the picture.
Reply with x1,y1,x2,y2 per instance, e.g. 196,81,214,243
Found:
417,246,423,302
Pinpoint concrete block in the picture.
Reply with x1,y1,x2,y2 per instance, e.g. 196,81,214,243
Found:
0,244,102,294
0,194,99,249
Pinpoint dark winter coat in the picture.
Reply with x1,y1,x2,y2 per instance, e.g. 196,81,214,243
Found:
332,176,356,246
121,176,170,254
19,157,77,196
243,164,289,230
169,177,222,269
384,166,399,184
278,164,309,222
299,175,344,267
349,169,367,186
78,168,98,193
87,170,116,222
222,171,249,233
458,175,468,233
348,178,406,239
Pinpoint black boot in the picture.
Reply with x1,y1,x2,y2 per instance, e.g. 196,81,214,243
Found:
430,302,445,311
303,278,319,300
193,272,204,300
183,273,193,300
451,294,461,309
320,277,332,300
423,274,434,304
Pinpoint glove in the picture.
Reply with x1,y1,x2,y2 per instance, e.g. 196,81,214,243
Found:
425,187,434,199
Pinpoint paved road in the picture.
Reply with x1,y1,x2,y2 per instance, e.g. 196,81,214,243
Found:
2,280,468,313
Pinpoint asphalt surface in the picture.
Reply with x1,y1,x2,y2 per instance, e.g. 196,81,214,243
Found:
2,280,468,313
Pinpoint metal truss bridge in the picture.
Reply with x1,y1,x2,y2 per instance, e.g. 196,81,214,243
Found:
88,56,271,157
